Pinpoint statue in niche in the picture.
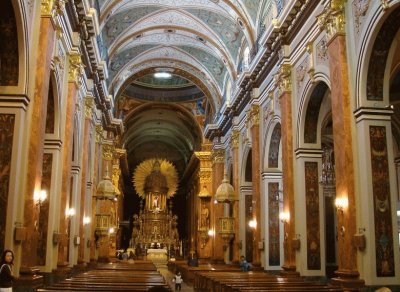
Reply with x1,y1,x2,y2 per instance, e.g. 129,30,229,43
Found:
153,195,159,209
201,204,209,228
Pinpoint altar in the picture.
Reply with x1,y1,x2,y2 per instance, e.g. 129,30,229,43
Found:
147,248,168,267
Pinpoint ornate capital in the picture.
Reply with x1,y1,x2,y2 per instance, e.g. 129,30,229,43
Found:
84,97,94,119
95,125,103,143
318,0,347,42
230,130,240,148
41,0,66,17
102,144,115,161
249,105,260,126
212,149,225,164
198,169,213,184
68,53,83,86
113,148,126,165
275,64,292,95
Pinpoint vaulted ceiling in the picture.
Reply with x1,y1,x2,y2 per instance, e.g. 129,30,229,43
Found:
97,0,270,177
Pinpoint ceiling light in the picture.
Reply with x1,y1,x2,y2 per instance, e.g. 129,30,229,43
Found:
154,72,172,79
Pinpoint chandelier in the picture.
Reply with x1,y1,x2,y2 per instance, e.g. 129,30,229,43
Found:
320,146,336,197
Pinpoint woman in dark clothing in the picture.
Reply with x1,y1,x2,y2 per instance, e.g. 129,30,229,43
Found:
0,249,15,292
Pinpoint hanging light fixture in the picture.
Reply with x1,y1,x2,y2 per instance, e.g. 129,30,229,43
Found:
320,146,336,197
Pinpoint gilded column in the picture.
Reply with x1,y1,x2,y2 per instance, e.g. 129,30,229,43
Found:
212,147,225,263
276,64,297,274
249,106,262,266
76,97,94,267
20,0,57,279
230,130,240,262
194,142,213,259
56,53,82,272
318,0,363,287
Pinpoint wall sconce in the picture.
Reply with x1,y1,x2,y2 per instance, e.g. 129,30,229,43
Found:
248,219,257,229
83,216,91,225
335,197,348,212
33,190,47,206
279,212,290,223
66,208,76,217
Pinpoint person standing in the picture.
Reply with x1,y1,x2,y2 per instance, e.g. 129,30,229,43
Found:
0,250,16,292
173,271,183,291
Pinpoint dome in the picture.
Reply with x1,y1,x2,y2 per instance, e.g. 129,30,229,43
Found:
215,174,235,202
144,160,169,194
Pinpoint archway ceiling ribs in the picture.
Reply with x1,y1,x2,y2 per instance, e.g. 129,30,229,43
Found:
112,54,222,110
99,0,256,44
109,30,236,84
104,8,240,87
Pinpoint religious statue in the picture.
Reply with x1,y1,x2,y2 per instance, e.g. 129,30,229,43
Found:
201,204,209,228
153,195,159,209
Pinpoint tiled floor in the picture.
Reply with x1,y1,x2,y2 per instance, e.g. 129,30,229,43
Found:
158,266,194,292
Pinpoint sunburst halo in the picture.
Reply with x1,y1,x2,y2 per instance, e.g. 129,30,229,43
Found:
132,159,178,198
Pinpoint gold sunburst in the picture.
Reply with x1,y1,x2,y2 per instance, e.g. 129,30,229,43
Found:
132,159,178,198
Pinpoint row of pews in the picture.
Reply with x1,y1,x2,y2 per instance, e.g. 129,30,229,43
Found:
193,271,344,292
38,261,171,292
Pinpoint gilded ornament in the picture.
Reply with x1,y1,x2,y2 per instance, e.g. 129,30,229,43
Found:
132,159,178,199
250,105,260,126
113,148,126,165
84,97,94,119
102,144,115,161
194,151,212,161
380,0,389,10
41,0,54,16
212,149,225,163
68,54,83,86
318,0,347,42
275,64,292,94
198,170,212,183
230,130,240,148
95,125,103,143
112,166,121,195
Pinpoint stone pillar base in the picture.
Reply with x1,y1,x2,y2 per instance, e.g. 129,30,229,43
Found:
53,262,72,283
280,265,300,277
97,256,110,263
72,261,87,275
88,259,98,269
14,266,43,292
330,270,364,291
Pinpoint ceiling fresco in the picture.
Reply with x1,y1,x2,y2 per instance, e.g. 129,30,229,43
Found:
96,0,278,176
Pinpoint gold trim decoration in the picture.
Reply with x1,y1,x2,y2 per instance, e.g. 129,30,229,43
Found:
275,64,292,95
112,166,121,196
41,0,54,16
230,130,240,148
96,125,103,143
198,169,212,184
102,144,115,161
68,53,83,86
318,0,347,42
113,148,126,165
84,97,94,119
133,159,178,199
194,151,212,161
212,149,225,164
250,105,260,126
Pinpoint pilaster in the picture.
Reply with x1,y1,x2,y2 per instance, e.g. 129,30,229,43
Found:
230,130,240,262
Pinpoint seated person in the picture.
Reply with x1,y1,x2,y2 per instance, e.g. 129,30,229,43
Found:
239,256,251,271
187,252,198,267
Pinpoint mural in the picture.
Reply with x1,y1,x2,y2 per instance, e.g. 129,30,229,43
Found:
367,7,400,101
0,114,15,253
0,1,18,86
37,153,53,266
304,82,327,143
268,182,280,266
185,8,244,61
268,123,281,168
369,126,395,277
102,6,162,48
305,161,321,270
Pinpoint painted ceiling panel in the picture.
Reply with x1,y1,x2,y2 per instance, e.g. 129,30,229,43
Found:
177,45,227,89
109,44,157,82
185,8,244,61
242,0,262,25
102,6,162,48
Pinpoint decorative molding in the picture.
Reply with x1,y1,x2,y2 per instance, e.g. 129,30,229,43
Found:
353,0,371,34
113,148,126,165
316,36,328,63
318,0,347,43
95,125,104,143
296,58,308,90
198,169,212,183
248,105,260,126
41,0,66,17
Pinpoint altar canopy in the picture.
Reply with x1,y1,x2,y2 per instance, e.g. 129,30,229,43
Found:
131,159,180,255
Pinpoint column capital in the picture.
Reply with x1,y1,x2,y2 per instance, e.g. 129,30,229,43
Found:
212,148,225,164
96,125,103,143
84,97,95,119
68,53,83,87
41,0,66,17
230,130,240,149
318,0,347,43
247,105,260,127
113,148,126,165
275,64,292,95
102,143,115,161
